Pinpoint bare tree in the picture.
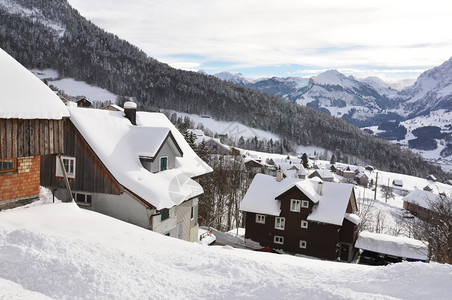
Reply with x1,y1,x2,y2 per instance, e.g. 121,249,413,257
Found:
405,194,452,263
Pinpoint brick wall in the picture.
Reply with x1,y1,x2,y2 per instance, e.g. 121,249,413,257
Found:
0,156,40,209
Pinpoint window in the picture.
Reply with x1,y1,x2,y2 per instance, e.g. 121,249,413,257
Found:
160,156,168,171
56,156,76,178
301,220,308,229
301,200,309,208
72,192,92,206
0,158,16,174
291,199,301,212
161,208,170,221
299,240,307,249
275,217,285,230
255,214,266,224
274,236,284,245
191,206,194,220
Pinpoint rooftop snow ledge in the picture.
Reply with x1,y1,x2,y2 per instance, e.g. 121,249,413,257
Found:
0,48,69,119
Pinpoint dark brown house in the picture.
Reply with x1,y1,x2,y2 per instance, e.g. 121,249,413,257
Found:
0,48,69,210
240,174,360,262
402,189,442,222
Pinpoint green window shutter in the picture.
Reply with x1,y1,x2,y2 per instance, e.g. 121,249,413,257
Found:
161,208,169,221
160,157,168,171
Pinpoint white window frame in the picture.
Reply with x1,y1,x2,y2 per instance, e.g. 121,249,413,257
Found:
290,199,301,212
299,240,307,249
255,214,266,224
274,235,284,245
275,217,285,230
301,200,309,208
301,220,308,229
56,156,76,178
72,192,92,206
159,156,168,171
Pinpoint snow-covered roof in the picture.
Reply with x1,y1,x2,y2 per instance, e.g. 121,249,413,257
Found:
0,48,69,119
240,174,355,225
355,231,428,261
240,174,299,216
402,189,441,210
68,107,212,210
309,169,335,179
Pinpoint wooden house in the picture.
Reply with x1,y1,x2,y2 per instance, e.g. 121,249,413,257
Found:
40,102,212,242
240,174,360,262
76,96,92,108
0,49,69,210
402,189,441,221
355,173,369,187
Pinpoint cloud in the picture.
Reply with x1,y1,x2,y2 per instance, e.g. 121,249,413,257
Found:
68,0,452,80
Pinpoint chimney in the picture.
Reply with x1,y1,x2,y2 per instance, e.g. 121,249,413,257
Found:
124,101,137,125
317,181,323,195
276,169,284,182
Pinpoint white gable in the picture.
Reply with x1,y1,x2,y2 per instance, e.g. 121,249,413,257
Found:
0,48,69,119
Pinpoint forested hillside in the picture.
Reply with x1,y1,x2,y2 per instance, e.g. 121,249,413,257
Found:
0,0,448,179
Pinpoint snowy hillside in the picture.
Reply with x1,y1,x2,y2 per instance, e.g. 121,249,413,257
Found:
1,189,451,299
166,110,280,142
399,57,452,117
31,69,118,102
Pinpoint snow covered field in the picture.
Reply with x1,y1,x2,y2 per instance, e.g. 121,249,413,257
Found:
31,69,118,102
1,188,451,299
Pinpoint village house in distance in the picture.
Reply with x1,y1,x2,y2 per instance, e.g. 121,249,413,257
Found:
41,103,212,242
0,48,69,210
240,173,360,262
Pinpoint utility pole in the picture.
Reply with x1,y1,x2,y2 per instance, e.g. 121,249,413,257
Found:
374,172,378,201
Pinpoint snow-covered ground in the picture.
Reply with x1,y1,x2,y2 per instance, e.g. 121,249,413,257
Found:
31,69,118,103
1,188,451,300
165,110,280,142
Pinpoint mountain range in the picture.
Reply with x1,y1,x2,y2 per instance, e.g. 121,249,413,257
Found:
0,0,449,179
213,62,452,127
213,63,452,168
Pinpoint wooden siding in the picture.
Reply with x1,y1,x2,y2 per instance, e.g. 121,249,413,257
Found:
0,119,64,159
40,120,122,195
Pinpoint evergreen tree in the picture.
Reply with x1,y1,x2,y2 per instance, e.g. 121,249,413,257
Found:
330,154,337,165
301,153,309,169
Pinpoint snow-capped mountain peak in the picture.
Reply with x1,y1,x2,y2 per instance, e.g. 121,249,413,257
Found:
311,69,353,87
213,71,249,85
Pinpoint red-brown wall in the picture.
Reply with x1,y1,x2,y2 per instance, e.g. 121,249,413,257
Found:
0,155,40,208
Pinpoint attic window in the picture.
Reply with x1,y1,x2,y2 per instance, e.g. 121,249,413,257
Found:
290,199,301,212
301,200,309,208
0,158,17,174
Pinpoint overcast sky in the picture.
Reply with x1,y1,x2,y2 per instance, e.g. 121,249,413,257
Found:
68,0,452,81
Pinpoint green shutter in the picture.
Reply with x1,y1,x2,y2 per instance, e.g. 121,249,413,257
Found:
161,208,169,221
